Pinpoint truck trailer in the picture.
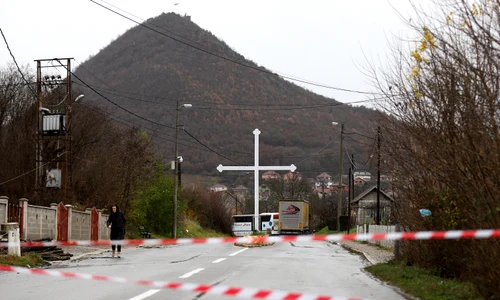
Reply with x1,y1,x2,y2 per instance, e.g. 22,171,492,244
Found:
278,200,310,234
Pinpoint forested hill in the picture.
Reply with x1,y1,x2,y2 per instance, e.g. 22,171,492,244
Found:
74,12,379,178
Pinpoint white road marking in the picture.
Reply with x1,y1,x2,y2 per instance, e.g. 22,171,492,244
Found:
212,258,226,263
229,248,248,256
179,268,205,278
128,289,160,300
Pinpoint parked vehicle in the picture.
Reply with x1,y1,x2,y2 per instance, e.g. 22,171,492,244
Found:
279,200,310,234
259,212,279,235
231,214,254,236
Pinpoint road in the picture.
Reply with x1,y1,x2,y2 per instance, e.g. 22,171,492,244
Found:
0,241,404,300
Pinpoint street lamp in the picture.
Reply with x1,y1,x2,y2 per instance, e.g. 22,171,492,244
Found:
75,94,84,102
333,122,344,231
173,101,192,239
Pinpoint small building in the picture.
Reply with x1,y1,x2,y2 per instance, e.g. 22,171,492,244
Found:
353,177,368,186
283,171,302,184
259,185,271,201
351,186,393,225
315,172,333,189
353,171,371,181
209,184,227,192
262,171,280,181
312,187,333,198
233,185,249,196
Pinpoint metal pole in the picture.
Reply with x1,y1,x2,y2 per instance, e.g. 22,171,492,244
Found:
337,123,344,231
173,101,180,239
348,167,351,233
350,154,355,232
376,126,381,225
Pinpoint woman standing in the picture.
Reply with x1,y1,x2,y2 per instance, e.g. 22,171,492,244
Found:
106,204,126,258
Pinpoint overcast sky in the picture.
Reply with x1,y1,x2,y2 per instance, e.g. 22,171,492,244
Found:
0,0,432,105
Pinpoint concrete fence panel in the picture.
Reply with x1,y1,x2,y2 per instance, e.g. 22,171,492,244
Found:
71,211,91,241
25,205,57,240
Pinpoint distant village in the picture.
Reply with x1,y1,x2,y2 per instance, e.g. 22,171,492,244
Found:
205,170,395,226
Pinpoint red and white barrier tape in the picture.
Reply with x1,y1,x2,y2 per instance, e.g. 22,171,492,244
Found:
1,229,499,248
0,264,364,300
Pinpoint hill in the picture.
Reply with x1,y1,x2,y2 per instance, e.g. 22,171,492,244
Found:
74,12,380,184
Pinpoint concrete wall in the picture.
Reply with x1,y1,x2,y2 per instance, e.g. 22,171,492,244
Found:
1,196,114,242
25,205,57,240
0,196,7,224
71,211,91,241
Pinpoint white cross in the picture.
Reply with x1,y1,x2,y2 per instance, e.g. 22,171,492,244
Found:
217,129,297,231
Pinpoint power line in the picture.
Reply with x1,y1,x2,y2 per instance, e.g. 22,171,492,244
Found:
56,59,176,129
0,28,36,96
183,129,246,165
0,152,67,186
90,0,381,96
72,73,258,161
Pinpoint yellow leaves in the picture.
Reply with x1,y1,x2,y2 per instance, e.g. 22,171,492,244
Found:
411,67,420,77
415,92,423,99
446,11,453,24
411,50,422,63
422,27,436,50
472,3,479,15
471,3,484,15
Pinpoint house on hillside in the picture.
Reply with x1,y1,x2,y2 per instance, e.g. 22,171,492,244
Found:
259,185,271,201
316,172,332,183
313,187,333,198
353,171,371,181
209,184,227,192
283,171,303,184
315,172,333,189
354,177,368,186
331,182,348,193
380,174,392,182
233,185,249,197
262,171,280,181
351,186,393,225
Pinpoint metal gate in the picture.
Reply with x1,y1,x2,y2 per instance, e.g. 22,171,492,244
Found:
7,202,21,223
90,208,99,241
57,203,69,241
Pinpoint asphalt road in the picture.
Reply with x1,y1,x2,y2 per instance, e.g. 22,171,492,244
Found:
0,241,404,300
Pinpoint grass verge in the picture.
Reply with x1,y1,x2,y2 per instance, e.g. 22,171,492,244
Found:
0,253,48,268
180,219,228,238
316,226,357,235
365,260,482,300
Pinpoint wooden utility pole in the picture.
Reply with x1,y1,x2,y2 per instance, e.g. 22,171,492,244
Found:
336,123,344,231
348,154,354,233
376,126,381,225
35,58,73,205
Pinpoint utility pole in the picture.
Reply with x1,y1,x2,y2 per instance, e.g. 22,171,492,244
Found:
172,101,180,239
376,126,381,225
336,123,344,231
348,154,354,233
35,58,73,205
172,102,191,239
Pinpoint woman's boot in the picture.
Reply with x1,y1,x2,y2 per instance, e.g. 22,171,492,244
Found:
112,250,115,257
117,251,121,258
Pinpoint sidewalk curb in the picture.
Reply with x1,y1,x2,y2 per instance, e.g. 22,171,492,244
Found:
70,249,110,261
335,242,378,264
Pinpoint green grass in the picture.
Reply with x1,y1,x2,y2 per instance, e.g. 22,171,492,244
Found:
0,253,48,268
316,226,357,235
180,219,228,238
366,261,482,300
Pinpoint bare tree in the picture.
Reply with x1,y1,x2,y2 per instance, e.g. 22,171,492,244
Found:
368,1,500,297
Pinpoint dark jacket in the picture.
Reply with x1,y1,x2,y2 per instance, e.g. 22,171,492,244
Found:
107,204,126,240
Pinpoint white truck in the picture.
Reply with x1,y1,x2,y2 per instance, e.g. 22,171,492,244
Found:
278,200,310,234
